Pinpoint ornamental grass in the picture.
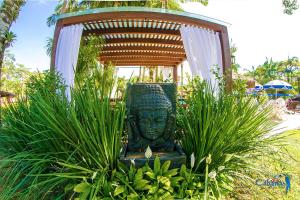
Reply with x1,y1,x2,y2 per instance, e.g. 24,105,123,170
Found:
0,68,125,199
0,71,284,199
177,78,284,196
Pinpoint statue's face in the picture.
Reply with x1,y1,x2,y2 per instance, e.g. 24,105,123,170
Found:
138,109,168,141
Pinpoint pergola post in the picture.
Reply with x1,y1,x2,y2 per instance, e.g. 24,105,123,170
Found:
219,27,232,92
180,63,184,86
50,20,63,72
173,65,178,84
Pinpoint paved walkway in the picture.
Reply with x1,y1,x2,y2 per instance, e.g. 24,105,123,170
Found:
268,113,300,137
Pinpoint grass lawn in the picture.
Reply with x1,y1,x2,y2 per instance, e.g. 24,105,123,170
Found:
233,130,300,199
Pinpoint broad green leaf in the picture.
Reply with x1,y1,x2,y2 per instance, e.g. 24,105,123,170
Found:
127,193,139,200
157,176,171,188
114,185,125,196
134,179,150,191
161,191,173,199
164,168,178,177
185,189,193,197
170,177,184,187
154,156,161,174
74,182,90,193
161,160,171,174
134,168,143,183
148,184,158,194
145,171,155,179
180,164,187,177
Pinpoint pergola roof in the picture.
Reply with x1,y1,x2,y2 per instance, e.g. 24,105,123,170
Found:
52,7,230,67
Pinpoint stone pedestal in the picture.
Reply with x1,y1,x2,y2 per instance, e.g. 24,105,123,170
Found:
120,143,186,168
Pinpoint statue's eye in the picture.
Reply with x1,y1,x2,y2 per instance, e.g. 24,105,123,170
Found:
139,118,149,123
155,118,164,122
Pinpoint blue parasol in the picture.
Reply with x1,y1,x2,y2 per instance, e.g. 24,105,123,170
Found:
263,80,293,90
263,80,293,98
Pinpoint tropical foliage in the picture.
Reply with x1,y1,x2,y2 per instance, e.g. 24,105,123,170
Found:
47,0,186,27
0,68,125,199
245,57,300,93
0,52,32,95
283,0,299,14
71,157,207,199
0,0,26,87
177,78,283,196
76,36,104,77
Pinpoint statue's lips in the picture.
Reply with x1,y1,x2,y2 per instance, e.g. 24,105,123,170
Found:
144,131,162,139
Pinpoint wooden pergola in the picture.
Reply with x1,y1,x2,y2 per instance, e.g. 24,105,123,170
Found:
51,7,232,89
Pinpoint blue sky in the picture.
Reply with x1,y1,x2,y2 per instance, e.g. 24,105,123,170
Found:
9,0,57,71
7,0,300,72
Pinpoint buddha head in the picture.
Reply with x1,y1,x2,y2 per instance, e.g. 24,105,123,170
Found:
133,85,173,141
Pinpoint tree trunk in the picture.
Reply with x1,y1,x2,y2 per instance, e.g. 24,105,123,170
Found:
0,49,4,86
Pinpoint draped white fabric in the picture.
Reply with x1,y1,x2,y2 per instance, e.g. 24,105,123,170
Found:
180,26,223,88
55,24,83,101
163,67,173,81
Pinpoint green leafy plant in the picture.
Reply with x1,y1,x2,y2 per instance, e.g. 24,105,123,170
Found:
0,68,125,199
177,79,281,196
71,157,205,199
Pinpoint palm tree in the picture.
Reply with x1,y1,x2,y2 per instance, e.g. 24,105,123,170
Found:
47,0,79,27
278,57,300,83
0,0,26,89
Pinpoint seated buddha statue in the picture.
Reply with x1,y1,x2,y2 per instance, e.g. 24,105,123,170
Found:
126,83,176,152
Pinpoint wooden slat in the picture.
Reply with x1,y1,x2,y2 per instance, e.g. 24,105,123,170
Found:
102,46,184,53
112,60,177,63
103,59,179,63
83,27,180,37
100,51,186,57
100,57,182,62
113,62,178,66
100,55,183,60
103,38,183,46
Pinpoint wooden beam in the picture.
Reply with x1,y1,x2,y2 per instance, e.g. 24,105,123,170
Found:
114,63,177,66
103,38,183,46
83,27,180,37
102,46,185,53
99,54,185,61
59,11,225,32
100,57,182,62
219,27,232,92
100,51,185,57
112,61,178,65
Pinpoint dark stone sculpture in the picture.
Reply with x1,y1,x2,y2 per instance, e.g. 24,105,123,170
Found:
120,83,186,168
126,83,176,152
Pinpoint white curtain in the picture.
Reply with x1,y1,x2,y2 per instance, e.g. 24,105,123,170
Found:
180,26,223,89
162,67,173,81
55,24,84,101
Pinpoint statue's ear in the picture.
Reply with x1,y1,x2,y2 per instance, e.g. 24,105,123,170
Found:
164,113,176,139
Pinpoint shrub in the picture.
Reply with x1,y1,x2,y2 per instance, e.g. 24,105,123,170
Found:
0,71,284,199
70,157,205,199
177,79,280,195
0,68,125,199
